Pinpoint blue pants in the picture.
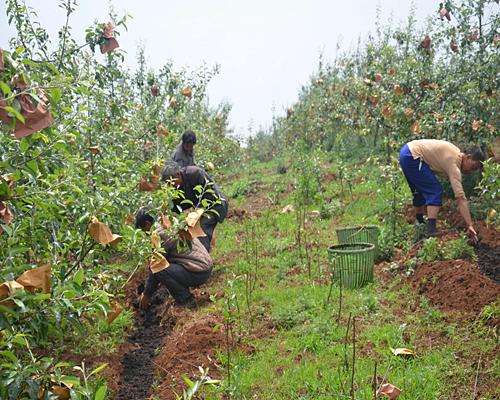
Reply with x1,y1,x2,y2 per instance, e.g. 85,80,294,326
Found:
399,144,442,207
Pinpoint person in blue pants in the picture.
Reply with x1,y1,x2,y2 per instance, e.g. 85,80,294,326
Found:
399,139,484,239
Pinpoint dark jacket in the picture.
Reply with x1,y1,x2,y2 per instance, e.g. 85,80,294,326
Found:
173,166,228,222
171,143,195,167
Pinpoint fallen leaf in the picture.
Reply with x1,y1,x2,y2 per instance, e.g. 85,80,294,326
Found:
150,252,170,274
391,347,415,357
377,383,401,399
206,161,215,171
388,67,396,76
88,217,122,246
107,302,122,324
16,264,51,293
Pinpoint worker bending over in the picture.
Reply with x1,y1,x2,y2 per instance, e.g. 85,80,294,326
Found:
399,139,485,240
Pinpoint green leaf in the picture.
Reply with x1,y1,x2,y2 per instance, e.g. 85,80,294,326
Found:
27,160,39,174
60,375,80,388
19,138,30,153
4,106,25,123
53,140,67,152
0,81,11,96
49,87,62,104
89,363,108,378
13,299,26,312
0,350,18,363
73,269,85,286
94,384,107,400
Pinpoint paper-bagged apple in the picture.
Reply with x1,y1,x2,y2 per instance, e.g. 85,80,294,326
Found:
16,264,51,293
88,216,122,246
100,22,119,54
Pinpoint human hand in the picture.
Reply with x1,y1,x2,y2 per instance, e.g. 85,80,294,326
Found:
467,225,478,244
139,293,150,310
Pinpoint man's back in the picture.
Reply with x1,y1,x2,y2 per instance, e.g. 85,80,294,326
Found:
172,143,195,167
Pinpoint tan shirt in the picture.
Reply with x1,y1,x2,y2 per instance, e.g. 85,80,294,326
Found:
168,238,213,272
407,139,465,200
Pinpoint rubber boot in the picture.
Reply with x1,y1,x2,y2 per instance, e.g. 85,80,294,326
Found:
426,218,437,238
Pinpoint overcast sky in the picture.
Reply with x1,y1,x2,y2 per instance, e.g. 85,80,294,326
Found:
0,1,438,137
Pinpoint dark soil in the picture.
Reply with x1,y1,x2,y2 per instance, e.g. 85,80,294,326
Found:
410,259,499,313
115,286,170,400
475,243,500,283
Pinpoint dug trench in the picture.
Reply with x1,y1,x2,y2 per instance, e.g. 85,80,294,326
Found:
107,273,227,399
114,285,170,400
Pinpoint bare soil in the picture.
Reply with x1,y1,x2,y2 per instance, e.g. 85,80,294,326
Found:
409,259,499,313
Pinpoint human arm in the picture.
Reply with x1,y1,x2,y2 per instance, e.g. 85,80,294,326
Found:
456,198,478,242
449,166,478,242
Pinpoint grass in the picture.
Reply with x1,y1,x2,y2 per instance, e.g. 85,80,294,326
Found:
194,157,499,399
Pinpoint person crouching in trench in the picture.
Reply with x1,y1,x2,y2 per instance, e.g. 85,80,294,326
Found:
135,208,213,310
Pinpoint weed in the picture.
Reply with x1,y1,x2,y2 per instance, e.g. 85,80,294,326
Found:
418,237,443,263
442,236,477,261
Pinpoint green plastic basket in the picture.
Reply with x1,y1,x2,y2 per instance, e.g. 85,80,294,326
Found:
328,243,375,289
336,225,380,257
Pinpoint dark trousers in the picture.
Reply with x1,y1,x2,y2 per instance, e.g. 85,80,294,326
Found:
199,200,228,252
144,263,211,303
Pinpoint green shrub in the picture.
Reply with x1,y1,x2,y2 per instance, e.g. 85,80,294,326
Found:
319,198,342,220
229,179,254,199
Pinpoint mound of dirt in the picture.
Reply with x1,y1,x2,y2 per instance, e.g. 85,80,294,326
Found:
410,259,499,313
154,314,227,399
